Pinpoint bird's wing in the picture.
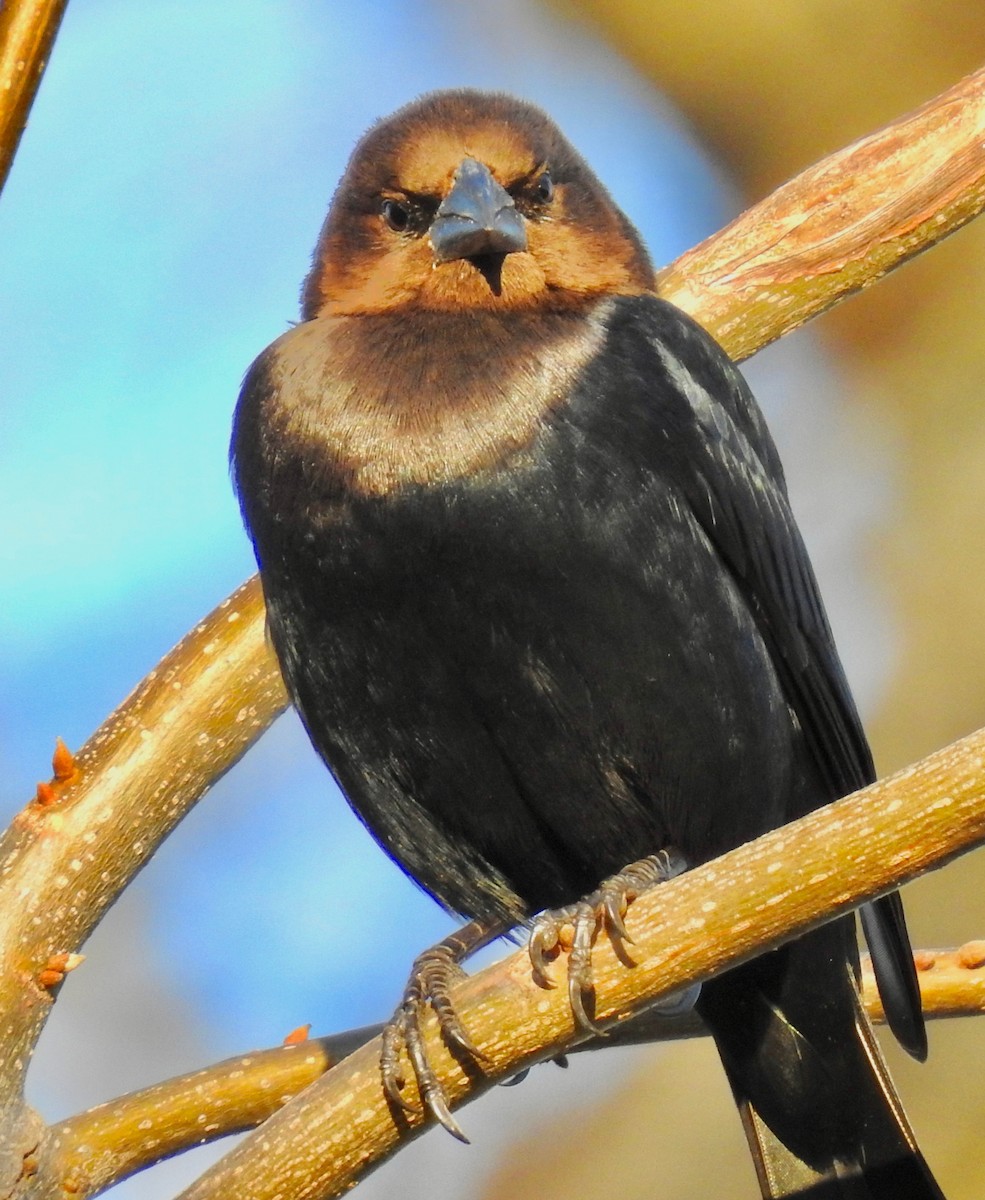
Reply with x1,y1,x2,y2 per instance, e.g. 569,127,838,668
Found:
616,295,924,1057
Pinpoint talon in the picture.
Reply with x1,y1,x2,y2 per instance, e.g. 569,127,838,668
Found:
379,918,505,1139
567,971,604,1034
529,919,562,988
426,1090,470,1143
385,1074,420,1114
567,905,605,1033
429,976,490,1062
650,980,703,1016
381,1016,421,1113
383,1059,420,1113
404,1001,472,1141
527,850,689,1037
501,1067,531,1087
436,1003,489,1060
448,1023,492,1063
602,891,632,943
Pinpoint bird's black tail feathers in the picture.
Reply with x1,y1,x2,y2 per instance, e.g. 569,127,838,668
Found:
696,919,944,1199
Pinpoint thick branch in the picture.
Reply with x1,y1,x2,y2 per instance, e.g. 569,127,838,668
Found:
657,66,985,360
0,0,69,194
41,941,985,1199
0,580,286,1109
168,725,985,1200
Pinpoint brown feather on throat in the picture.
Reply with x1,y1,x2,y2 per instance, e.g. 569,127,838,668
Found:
264,305,610,498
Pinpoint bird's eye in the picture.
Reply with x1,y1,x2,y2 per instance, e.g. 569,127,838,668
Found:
381,199,411,232
533,171,554,204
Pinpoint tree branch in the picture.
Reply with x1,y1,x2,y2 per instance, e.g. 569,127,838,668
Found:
0,0,69,195
0,580,285,1114
39,1028,376,1200
37,940,985,1199
657,65,985,360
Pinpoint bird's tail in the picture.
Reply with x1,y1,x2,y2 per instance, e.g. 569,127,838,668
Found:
696,919,944,1199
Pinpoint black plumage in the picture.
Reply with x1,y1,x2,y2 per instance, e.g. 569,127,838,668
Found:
232,90,942,1197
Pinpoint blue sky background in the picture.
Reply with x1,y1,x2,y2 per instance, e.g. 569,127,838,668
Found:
0,3,893,1196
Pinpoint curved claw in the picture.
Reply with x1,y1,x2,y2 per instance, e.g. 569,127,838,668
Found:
448,1025,493,1064
568,903,605,1033
424,1091,470,1144
529,917,563,988
430,982,491,1063
650,980,703,1016
380,917,506,1140
527,849,690,1039
567,970,605,1035
381,1022,421,1114
383,1074,421,1115
602,890,632,944
403,1012,471,1142
500,1067,531,1087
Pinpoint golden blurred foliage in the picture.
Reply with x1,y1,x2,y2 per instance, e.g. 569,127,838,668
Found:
481,3,985,1197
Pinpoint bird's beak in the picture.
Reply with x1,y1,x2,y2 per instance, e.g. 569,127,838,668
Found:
429,157,528,264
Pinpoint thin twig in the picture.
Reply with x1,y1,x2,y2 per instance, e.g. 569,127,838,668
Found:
42,1028,376,1199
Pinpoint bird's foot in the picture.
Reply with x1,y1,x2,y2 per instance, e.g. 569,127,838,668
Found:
528,849,689,1034
381,917,504,1142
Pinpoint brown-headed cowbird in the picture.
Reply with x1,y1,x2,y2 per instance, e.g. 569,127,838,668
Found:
232,90,943,1197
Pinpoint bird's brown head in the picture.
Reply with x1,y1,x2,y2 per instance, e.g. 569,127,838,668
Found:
301,90,654,319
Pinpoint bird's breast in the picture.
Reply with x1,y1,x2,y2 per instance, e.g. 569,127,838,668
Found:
259,305,612,498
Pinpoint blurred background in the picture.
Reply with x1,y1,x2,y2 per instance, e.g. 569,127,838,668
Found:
2,1,985,1196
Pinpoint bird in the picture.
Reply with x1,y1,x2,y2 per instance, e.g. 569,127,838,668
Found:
231,89,944,1198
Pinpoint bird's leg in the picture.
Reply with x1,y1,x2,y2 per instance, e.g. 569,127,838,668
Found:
528,848,690,1033
381,916,508,1141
